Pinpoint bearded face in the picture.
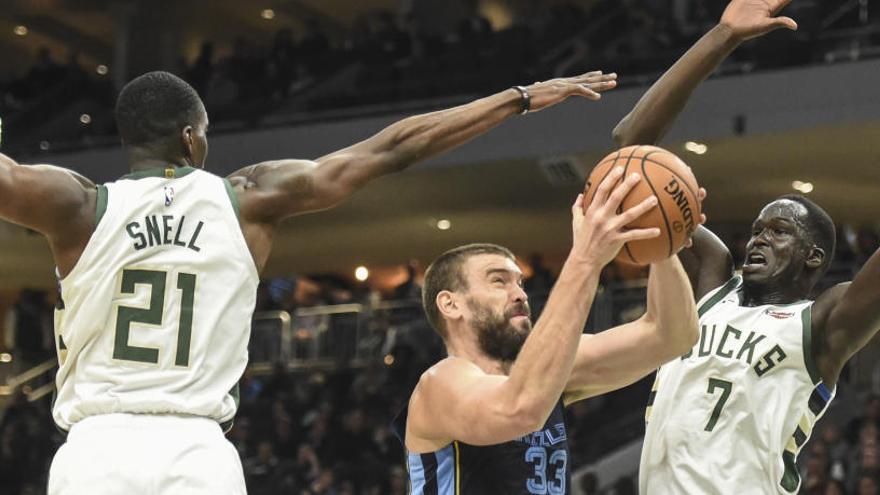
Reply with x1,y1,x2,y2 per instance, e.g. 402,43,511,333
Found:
466,296,532,362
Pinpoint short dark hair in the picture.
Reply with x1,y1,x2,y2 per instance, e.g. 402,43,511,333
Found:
422,243,516,339
777,194,836,274
115,71,205,147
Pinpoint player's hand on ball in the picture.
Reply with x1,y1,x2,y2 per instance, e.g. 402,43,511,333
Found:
720,0,798,42
571,167,660,267
526,71,617,112
682,188,709,249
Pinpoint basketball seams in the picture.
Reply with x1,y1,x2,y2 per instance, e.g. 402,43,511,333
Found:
589,150,621,199
641,154,700,202
619,147,642,264
640,157,675,259
587,146,699,265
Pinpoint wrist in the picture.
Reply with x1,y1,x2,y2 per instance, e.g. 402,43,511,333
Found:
714,22,745,47
564,250,606,275
510,86,531,115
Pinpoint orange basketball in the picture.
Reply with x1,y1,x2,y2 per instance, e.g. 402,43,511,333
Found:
584,145,702,265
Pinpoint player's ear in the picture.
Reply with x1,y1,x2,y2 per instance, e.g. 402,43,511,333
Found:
436,290,461,321
181,125,195,158
805,246,825,269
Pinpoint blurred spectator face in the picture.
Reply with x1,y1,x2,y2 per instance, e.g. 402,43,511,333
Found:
864,448,880,470
390,466,407,495
257,440,274,463
345,409,365,433
869,397,880,420
824,481,845,495
862,423,879,446
821,423,842,445
860,475,879,495
276,418,292,440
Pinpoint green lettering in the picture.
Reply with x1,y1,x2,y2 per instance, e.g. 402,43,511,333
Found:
173,216,188,247
754,345,787,377
187,221,204,252
126,222,147,250
716,325,741,359
736,332,766,364
162,215,174,245
698,324,716,357
145,216,161,247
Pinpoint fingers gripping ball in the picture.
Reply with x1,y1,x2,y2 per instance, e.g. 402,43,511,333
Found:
584,145,702,265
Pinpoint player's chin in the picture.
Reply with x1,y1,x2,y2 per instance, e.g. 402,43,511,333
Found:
510,316,533,334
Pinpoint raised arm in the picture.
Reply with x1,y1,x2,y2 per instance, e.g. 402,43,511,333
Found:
610,0,795,298
0,153,96,275
406,170,661,449
612,0,797,148
229,71,617,223
563,253,700,404
814,245,880,387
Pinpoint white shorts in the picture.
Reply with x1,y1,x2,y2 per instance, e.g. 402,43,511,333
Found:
48,413,246,495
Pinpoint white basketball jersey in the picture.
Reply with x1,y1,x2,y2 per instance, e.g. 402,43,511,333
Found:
52,166,259,432
639,276,834,494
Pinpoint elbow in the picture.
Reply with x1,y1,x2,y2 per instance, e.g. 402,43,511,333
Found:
611,118,633,148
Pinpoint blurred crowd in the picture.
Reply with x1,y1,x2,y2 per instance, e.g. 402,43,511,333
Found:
3,0,880,154
800,396,880,495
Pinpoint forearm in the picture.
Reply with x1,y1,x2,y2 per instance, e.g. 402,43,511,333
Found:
343,88,523,173
645,257,700,357
613,24,740,147
504,256,601,423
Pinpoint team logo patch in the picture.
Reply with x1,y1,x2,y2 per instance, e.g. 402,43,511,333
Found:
765,309,795,319
164,186,175,206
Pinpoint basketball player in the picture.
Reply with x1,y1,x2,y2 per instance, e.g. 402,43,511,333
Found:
613,0,880,492
0,69,617,494
394,167,702,494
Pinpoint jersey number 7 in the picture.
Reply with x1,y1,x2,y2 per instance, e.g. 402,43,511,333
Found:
705,378,733,432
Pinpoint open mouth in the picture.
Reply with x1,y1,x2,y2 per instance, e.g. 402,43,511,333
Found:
743,252,768,271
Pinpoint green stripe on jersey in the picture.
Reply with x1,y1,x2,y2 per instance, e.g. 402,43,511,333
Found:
698,276,741,318
121,166,198,180
95,185,108,225
801,306,820,385
780,450,799,492
223,179,241,220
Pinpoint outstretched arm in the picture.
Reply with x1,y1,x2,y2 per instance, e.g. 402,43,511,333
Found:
230,71,617,223
563,253,700,404
610,0,795,298
612,0,797,148
0,153,95,241
406,170,661,449
814,245,880,387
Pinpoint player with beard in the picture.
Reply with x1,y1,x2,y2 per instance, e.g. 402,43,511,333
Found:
393,168,702,494
612,0,880,493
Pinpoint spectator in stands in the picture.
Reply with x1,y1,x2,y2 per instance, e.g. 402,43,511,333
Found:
26,47,63,96
524,252,556,294
392,261,422,300
849,396,880,444
860,473,880,495
8,289,53,374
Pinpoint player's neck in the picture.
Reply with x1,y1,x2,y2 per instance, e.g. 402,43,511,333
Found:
447,340,511,376
741,282,808,307
128,149,191,173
